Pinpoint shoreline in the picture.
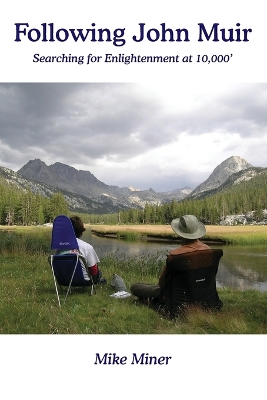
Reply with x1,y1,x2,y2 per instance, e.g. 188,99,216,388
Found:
1,223,267,245
89,224,267,245
91,230,226,244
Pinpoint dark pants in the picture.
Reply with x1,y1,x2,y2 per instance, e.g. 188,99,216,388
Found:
130,283,162,300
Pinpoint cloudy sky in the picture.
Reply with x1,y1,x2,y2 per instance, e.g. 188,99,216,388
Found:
0,82,266,192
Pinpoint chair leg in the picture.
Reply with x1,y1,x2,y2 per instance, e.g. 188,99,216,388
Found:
52,270,61,307
91,282,96,295
49,256,61,307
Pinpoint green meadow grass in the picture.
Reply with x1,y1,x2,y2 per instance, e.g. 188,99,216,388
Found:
117,231,143,241
1,231,267,334
91,224,267,245
205,231,267,245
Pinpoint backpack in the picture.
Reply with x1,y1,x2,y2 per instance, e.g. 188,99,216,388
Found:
110,274,127,292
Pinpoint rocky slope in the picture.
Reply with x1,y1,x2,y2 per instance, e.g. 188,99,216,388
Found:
17,159,192,211
0,165,122,213
188,156,253,199
2,155,261,214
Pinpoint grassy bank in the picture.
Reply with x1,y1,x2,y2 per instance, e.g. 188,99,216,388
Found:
2,223,267,244
90,224,267,245
1,231,267,334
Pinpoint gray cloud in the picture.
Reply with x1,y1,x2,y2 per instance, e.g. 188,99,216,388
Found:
0,82,267,191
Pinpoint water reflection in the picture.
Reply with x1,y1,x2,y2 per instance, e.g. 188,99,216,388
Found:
216,246,267,291
82,231,267,292
2,229,267,291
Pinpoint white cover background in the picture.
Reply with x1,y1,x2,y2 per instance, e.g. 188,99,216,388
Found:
1,1,266,399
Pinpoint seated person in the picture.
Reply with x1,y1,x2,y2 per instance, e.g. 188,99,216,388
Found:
130,214,212,304
69,215,106,285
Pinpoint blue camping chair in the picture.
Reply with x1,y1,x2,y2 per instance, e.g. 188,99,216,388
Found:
48,215,96,306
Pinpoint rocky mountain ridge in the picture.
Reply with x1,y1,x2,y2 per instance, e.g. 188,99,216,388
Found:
0,165,120,213
197,166,267,199
0,160,192,214
189,156,253,199
17,159,194,211
1,155,263,214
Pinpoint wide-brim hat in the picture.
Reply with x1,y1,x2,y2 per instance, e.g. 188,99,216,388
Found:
171,215,206,239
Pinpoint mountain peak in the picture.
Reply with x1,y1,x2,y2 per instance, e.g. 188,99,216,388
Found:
18,159,51,180
129,186,141,192
21,158,47,169
219,155,252,169
189,156,253,198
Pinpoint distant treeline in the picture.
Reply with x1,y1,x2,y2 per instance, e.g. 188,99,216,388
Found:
1,172,267,226
0,178,68,225
83,173,267,225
